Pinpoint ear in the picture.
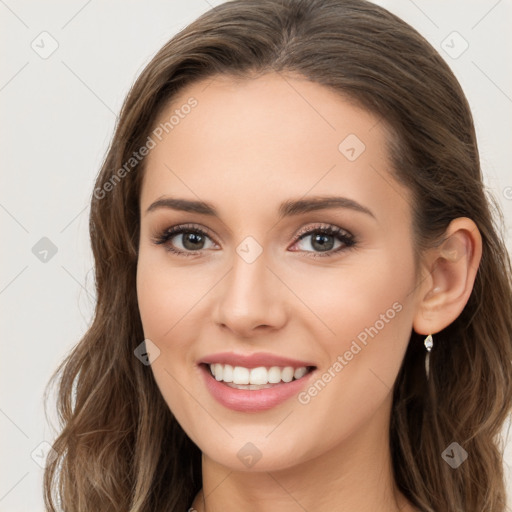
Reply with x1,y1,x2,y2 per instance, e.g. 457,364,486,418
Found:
413,217,482,335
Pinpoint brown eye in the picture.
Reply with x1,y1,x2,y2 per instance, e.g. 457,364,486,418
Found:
153,224,217,256
291,225,355,257
179,232,207,251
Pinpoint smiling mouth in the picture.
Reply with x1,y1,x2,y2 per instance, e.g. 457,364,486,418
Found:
203,363,316,390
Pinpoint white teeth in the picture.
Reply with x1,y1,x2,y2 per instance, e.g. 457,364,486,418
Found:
249,367,268,385
208,364,311,385
214,363,223,381
294,367,308,379
223,364,233,382
268,366,282,384
281,367,294,383
233,366,250,385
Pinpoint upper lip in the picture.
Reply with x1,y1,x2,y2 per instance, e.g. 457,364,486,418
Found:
199,352,316,369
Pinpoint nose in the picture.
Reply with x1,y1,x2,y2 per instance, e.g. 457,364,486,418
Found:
212,249,288,338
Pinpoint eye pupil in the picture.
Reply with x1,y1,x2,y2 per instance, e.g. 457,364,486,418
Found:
183,232,204,250
312,233,334,251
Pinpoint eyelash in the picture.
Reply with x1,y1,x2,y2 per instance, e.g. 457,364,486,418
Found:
152,223,356,258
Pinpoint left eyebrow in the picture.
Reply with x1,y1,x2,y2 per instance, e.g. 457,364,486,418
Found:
277,196,376,220
145,195,376,220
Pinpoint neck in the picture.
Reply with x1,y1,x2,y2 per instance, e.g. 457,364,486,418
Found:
191,394,416,512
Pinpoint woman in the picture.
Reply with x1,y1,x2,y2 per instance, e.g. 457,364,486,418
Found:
43,0,512,510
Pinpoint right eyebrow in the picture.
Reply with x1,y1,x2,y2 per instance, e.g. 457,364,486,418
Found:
146,197,217,216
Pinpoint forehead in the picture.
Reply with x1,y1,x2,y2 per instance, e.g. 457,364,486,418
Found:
141,73,410,223
150,72,385,160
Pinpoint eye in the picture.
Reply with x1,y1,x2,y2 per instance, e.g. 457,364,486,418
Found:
152,222,356,258
290,224,355,257
152,224,217,257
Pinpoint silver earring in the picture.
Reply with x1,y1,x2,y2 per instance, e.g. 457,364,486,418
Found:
424,334,433,379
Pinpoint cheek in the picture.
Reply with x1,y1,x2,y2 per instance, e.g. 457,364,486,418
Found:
294,256,412,341
288,252,416,409
289,262,415,444
136,251,217,405
136,255,203,427
137,258,169,341
136,249,207,341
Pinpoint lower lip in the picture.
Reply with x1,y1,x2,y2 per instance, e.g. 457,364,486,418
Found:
200,364,315,412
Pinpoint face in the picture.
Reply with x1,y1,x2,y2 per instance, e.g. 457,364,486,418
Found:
136,73,420,471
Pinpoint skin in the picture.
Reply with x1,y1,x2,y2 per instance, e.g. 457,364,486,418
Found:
136,73,482,512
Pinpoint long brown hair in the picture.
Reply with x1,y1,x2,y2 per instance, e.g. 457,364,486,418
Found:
43,0,512,510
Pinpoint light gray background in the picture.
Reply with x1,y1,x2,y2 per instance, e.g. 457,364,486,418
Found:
1,1,511,510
